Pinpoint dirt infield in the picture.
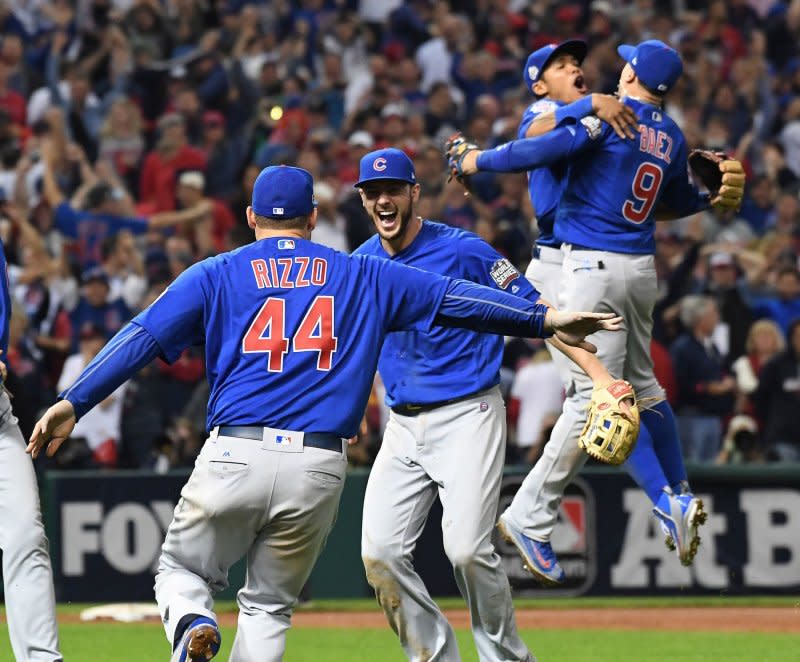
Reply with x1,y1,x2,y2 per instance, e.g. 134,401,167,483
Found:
284,607,799,633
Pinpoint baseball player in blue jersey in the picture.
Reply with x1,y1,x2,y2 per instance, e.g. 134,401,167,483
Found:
449,40,745,574
354,148,627,661
0,230,62,660
496,41,642,585
27,166,619,662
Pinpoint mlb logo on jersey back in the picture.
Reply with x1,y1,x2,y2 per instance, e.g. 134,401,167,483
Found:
275,435,293,445
277,239,295,250
489,259,520,289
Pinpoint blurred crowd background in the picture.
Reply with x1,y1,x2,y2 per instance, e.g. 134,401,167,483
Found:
1,0,798,472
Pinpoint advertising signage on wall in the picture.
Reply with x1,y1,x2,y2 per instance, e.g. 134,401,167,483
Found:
43,467,800,601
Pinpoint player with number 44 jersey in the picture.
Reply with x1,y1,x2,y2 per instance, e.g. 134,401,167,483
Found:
26,166,620,661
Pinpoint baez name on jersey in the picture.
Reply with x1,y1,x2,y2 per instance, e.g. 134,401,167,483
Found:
637,124,672,164
250,256,329,289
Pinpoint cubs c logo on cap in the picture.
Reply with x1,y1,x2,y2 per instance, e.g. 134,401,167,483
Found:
373,157,387,172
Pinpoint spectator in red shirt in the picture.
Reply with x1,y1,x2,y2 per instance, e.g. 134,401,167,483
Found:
139,113,206,212
172,170,235,255
0,59,25,130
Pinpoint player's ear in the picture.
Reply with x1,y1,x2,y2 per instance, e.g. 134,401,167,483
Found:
622,63,636,85
356,186,367,208
307,207,318,234
246,206,257,230
410,183,421,205
532,79,548,97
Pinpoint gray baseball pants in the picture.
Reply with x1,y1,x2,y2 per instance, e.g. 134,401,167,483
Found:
502,247,589,541
155,428,346,661
361,386,532,662
0,390,61,661
504,246,664,541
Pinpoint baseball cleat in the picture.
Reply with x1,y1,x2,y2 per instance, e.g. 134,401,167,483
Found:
171,617,221,662
653,491,707,566
497,514,566,586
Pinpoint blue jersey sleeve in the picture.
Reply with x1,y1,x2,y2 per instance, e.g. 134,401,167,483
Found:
59,322,162,420
435,279,550,338
456,233,541,301
134,261,208,362
116,216,150,235
356,255,450,333
517,99,559,139
0,245,9,359
54,202,79,238
477,119,607,173
357,254,551,338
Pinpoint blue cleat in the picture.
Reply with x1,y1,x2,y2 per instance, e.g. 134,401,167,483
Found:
170,616,221,662
653,490,707,566
497,513,566,586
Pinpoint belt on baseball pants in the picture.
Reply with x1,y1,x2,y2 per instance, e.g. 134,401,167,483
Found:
216,426,344,453
391,388,490,417
532,244,563,263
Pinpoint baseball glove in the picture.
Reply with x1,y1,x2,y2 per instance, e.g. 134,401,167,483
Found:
578,379,640,465
688,149,746,212
445,132,479,195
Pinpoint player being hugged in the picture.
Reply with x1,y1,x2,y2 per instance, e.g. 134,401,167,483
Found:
446,40,745,573
27,166,621,662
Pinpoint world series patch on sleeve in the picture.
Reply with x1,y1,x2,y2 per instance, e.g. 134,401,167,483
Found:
490,259,521,290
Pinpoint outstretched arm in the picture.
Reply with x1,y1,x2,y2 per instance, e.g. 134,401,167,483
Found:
433,279,622,353
449,122,603,178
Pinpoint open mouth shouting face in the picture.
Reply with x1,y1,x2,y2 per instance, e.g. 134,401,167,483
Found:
538,54,588,103
359,180,420,244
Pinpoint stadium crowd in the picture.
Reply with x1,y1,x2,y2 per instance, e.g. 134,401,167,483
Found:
0,0,798,471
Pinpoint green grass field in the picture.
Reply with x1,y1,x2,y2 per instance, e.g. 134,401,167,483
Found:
1,598,798,661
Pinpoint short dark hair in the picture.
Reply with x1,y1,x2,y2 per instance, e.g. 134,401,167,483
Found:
253,212,309,230
637,77,666,99
85,182,113,210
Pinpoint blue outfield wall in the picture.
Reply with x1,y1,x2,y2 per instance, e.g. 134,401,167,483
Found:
41,464,800,602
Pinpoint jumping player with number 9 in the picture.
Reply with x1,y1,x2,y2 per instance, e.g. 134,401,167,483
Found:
449,41,745,570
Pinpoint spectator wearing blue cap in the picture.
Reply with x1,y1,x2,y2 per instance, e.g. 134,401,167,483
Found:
69,266,131,352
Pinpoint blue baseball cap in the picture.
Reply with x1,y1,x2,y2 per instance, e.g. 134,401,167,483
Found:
354,148,416,188
251,166,317,219
523,40,588,94
617,40,683,94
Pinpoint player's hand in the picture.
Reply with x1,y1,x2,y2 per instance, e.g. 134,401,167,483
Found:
26,400,77,459
592,94,638,140
545,310,623,353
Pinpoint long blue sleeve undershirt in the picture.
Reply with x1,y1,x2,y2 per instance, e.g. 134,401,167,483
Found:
476,129,579,173
435,278,551,338
61,279,551,421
